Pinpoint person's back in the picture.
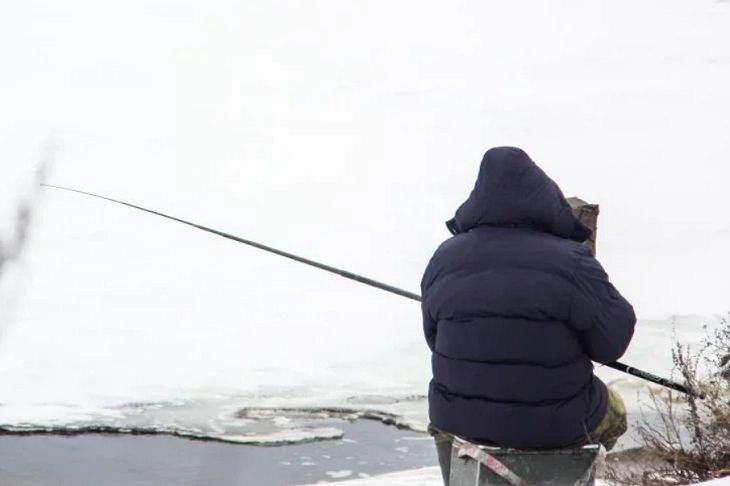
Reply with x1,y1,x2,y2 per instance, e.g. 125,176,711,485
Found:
421,147,636,480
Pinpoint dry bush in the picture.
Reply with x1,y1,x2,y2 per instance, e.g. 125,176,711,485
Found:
0,158,47,279
608,316,730,485
0,201,32,275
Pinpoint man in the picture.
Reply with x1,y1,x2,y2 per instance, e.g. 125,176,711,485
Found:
421,147,635,483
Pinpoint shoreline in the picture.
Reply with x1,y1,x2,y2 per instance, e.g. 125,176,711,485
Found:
0,406,423,447
0,419,437,486
0,425,658,486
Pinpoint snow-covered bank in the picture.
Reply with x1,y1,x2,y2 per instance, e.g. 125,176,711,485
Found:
299,467,730,486
299,466,442,486
297,466,619,486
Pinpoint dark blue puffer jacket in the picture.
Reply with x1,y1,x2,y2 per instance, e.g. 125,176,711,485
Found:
421,147,636,449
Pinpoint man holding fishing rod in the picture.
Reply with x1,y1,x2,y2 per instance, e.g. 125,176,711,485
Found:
49,146,695,482
420,147,635,484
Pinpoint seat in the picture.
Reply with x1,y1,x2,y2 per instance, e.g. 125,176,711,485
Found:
448,436,601,485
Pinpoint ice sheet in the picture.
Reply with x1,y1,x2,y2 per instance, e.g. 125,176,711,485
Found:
1,0,729,447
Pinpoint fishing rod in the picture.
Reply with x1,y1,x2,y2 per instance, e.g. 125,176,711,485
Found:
42,183,699,398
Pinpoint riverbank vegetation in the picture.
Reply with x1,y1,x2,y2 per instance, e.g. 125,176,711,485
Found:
608,315,730,485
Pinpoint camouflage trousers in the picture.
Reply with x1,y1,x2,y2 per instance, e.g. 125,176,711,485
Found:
429,387,627,485
587,386,628,451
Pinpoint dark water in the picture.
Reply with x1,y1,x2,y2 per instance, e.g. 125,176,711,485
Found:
0,420,436,486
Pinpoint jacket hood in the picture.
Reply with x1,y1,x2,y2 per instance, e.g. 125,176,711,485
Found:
446,147,591,242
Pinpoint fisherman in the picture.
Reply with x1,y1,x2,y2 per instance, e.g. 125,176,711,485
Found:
421,147,636,484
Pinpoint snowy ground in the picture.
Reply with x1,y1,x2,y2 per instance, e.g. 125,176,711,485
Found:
1,0,729,462
299,466,443,486
298,467,730,486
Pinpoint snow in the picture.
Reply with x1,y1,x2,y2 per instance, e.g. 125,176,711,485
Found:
299,467,442,486
326,470,353,479
299,468,730,486
701,479,730,486
297,467,618,486
0,0,729,450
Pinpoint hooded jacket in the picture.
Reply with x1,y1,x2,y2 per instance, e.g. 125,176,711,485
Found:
421,147,635,449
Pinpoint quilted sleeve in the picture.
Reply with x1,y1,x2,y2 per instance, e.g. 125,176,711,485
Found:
569,249,636,364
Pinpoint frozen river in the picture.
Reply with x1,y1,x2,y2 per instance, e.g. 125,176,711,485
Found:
0,0,729,463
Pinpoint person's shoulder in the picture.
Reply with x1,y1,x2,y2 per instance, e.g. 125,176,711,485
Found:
427,230,480,266
507,229,591,276
432,232,465,255
421,234,469,291
531,229,590,257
